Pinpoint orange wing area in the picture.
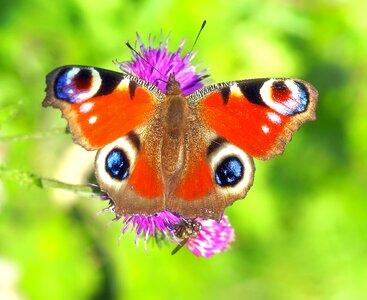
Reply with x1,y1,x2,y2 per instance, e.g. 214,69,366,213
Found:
72,86,156,149
200,92,291,159
175,153,214,201
128,149,163,198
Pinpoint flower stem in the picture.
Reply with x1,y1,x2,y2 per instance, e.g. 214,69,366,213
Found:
0,128,67,142
39,177,99,196
0,166,101,197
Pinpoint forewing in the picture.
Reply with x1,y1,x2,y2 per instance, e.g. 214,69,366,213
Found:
43,65,163,150
190,78,318,160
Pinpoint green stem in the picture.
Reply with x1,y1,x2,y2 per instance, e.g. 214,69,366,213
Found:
39,177,100,196
0,128,67,142
0,166,103,197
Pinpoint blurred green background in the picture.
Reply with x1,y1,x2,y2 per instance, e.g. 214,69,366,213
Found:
1,0,366,299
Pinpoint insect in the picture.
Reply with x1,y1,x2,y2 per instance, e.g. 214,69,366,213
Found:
171,219,202,255
43,65,318,221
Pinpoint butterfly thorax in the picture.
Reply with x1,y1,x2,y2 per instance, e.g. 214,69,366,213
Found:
161,74,189,177
165,73,182,97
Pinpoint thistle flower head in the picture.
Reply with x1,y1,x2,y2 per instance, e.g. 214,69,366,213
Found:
119,211,180,246
104,33,234,257
186,216,235,258
117,33,208,95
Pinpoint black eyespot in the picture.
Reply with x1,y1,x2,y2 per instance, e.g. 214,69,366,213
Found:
215,156,243,187
105,148,130,180
272,80,288,91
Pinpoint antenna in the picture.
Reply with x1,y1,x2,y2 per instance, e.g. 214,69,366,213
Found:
125,41,166,80
125,41,146,64
189,20,207,54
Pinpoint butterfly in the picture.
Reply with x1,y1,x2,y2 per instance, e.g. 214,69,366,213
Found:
43,65,318,221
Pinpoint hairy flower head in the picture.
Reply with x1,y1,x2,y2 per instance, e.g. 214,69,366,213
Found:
117,33,208,95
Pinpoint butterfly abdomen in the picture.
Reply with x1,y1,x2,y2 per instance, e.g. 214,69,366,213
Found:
164,94,188,139
161,91,189,177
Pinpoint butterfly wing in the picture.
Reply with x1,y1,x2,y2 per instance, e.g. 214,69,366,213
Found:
95,129,166,216
190,78,318,160
43,65,164,150
44,66,167,215
164,78,317,220
167,129,255,220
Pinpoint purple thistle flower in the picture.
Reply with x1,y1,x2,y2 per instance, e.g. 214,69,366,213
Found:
104,33,234,257
185,216,235,258
99,204,181,248
117,33,209,95
115,211,181,251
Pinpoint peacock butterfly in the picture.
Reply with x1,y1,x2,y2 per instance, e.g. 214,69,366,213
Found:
43,65,318,221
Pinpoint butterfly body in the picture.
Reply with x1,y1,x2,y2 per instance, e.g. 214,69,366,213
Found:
161,74,189,176
43,66,317,220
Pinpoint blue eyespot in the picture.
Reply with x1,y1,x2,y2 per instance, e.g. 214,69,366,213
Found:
55,70,73,101
270,80,309,115
105,149,130,180
54,68,93,103
215,157,243,187
293,81,309,113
